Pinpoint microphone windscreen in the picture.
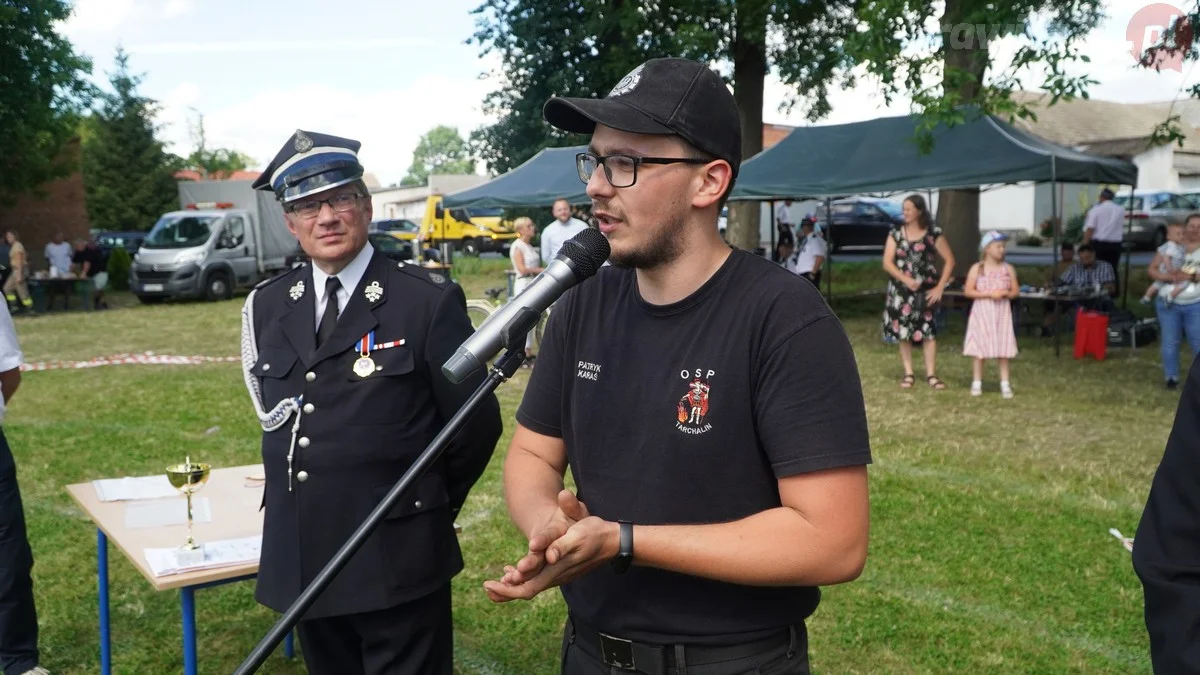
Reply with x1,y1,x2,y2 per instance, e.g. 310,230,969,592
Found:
558,228,611,279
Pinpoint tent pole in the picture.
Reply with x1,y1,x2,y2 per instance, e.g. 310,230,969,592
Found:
825,197,833,308
770,200,777,261
1122,183,1132,309
1051,158,1061,358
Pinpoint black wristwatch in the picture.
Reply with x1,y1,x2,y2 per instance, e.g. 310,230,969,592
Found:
611,520,633,574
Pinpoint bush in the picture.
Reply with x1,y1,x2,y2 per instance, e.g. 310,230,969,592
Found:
1038,212,1087,245
1017,234,1043,247
107,246,131,291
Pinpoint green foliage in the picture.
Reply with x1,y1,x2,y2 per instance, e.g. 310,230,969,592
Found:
106,246,131,290
401,126,477,186
841,0,1104,153
0,0,95,205
183,148,256,179
1017,234,1043,246
81,49,180,231
1039,212,1086,244
1141,7,1200,146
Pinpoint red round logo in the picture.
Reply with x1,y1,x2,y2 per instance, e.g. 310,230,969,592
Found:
1128,3,1193,72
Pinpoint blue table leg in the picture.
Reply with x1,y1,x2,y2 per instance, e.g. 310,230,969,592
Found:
181,586,197,675
98,529,111,675
285,630,294,658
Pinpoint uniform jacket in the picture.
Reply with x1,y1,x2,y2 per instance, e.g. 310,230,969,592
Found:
242,249,502,618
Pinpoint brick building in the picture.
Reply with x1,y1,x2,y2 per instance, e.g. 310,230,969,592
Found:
0,138,91,271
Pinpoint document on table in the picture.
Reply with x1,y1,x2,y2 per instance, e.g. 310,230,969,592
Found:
144,535,262,577
92,475,179,502
124,497,212,530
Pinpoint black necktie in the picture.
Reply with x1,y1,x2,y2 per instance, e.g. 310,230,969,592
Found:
316,276,341,347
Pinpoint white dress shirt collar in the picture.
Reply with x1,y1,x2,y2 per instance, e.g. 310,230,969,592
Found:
311,242,374,317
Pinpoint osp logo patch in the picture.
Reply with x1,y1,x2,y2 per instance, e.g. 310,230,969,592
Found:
675,369,714,435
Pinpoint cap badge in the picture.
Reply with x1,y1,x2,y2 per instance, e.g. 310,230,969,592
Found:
429,272,446,285
608,63,644,97
293,130,314,153
288,279,305,301
364,280,383,303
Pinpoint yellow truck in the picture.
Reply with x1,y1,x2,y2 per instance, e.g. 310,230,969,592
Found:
420,195,517,256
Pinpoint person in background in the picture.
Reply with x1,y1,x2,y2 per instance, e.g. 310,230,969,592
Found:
509,216,544,365
1132,353,1200,673
2,233,30,313
0,298,48,675
541,199,590,264
1041,242,1076,337
775,199,795,262
881,194,955,390
787,218,826,287
1148,213,1200,389
43,233,71,278
71,238,108,310
1059,243,1116,299
962,231,1020,399
1142,222,1189,305
1082,188,1126,296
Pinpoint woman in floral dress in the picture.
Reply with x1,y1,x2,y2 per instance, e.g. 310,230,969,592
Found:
881,194,956,389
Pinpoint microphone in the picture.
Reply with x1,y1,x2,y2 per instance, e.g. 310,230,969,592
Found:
442,228,610,383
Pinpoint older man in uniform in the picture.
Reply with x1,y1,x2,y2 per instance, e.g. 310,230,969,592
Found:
242,129,503,674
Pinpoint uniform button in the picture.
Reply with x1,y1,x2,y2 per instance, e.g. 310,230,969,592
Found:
296,470,309,483
414,500,423,509
298,437,310,448
262,363,270,371
303,403,314,414
305,372,316,382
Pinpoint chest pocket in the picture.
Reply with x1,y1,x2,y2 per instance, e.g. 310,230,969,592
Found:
252,348,299,380
345,345,416,382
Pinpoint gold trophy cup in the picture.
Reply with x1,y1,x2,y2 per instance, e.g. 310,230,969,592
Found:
166,457,211,552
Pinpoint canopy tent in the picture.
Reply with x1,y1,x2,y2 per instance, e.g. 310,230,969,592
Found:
728,110,1138,201
727,110,1139,357
442,145,589,209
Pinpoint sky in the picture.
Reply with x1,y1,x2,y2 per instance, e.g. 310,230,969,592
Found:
58,0,1200,188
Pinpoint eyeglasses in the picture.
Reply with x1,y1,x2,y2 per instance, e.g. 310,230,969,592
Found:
286,193,363,219
576,152,712,188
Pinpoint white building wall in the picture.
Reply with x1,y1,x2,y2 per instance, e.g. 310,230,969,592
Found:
1136,145,1177,190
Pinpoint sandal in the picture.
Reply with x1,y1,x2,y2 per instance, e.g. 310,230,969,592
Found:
926,375,947,390
900,374,915,389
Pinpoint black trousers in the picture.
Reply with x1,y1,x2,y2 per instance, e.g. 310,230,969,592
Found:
559,616,810,675
295,583,453,675
0,428,38,675
1092,240,1124,296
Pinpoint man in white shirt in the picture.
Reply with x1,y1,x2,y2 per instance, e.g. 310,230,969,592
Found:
1082,188,1127,297
0,301,47,675
42,233,71,278
540,199,590,264
788,219,827,287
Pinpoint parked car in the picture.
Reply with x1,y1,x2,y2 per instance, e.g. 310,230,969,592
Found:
1112,190,1198,250
812,197,904,251
95,231,146,259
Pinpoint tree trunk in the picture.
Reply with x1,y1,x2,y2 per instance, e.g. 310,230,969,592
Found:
936,0,990,277
728,0,768,253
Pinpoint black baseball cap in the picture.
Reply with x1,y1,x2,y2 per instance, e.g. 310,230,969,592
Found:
543,57,742,177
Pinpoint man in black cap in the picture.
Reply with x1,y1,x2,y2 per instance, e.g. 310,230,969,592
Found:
242,129,502,674
483,58,872,674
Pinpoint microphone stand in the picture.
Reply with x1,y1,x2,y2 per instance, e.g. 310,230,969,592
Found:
233,308,541,675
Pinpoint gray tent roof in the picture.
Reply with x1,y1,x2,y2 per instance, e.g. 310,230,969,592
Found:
442,146,589,209
729,110,1139,201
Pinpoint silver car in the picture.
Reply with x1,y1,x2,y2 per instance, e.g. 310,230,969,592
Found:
1112,190,1198,250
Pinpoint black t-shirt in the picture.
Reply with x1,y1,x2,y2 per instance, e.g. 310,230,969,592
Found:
72,247,106,277
516,248,872,645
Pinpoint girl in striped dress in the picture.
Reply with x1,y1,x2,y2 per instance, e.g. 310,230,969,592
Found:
963,231,1020,398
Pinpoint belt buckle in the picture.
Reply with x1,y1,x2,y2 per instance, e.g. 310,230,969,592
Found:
599,632,636,670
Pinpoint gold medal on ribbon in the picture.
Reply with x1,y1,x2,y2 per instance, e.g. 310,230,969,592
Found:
354,330,376,378
353,356,376,378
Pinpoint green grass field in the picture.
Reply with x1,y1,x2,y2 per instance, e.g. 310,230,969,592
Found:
4,257,1179,674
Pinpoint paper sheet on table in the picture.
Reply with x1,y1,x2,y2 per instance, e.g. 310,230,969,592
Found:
92,475,179,502
144,535,262,577
124,497,212,530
